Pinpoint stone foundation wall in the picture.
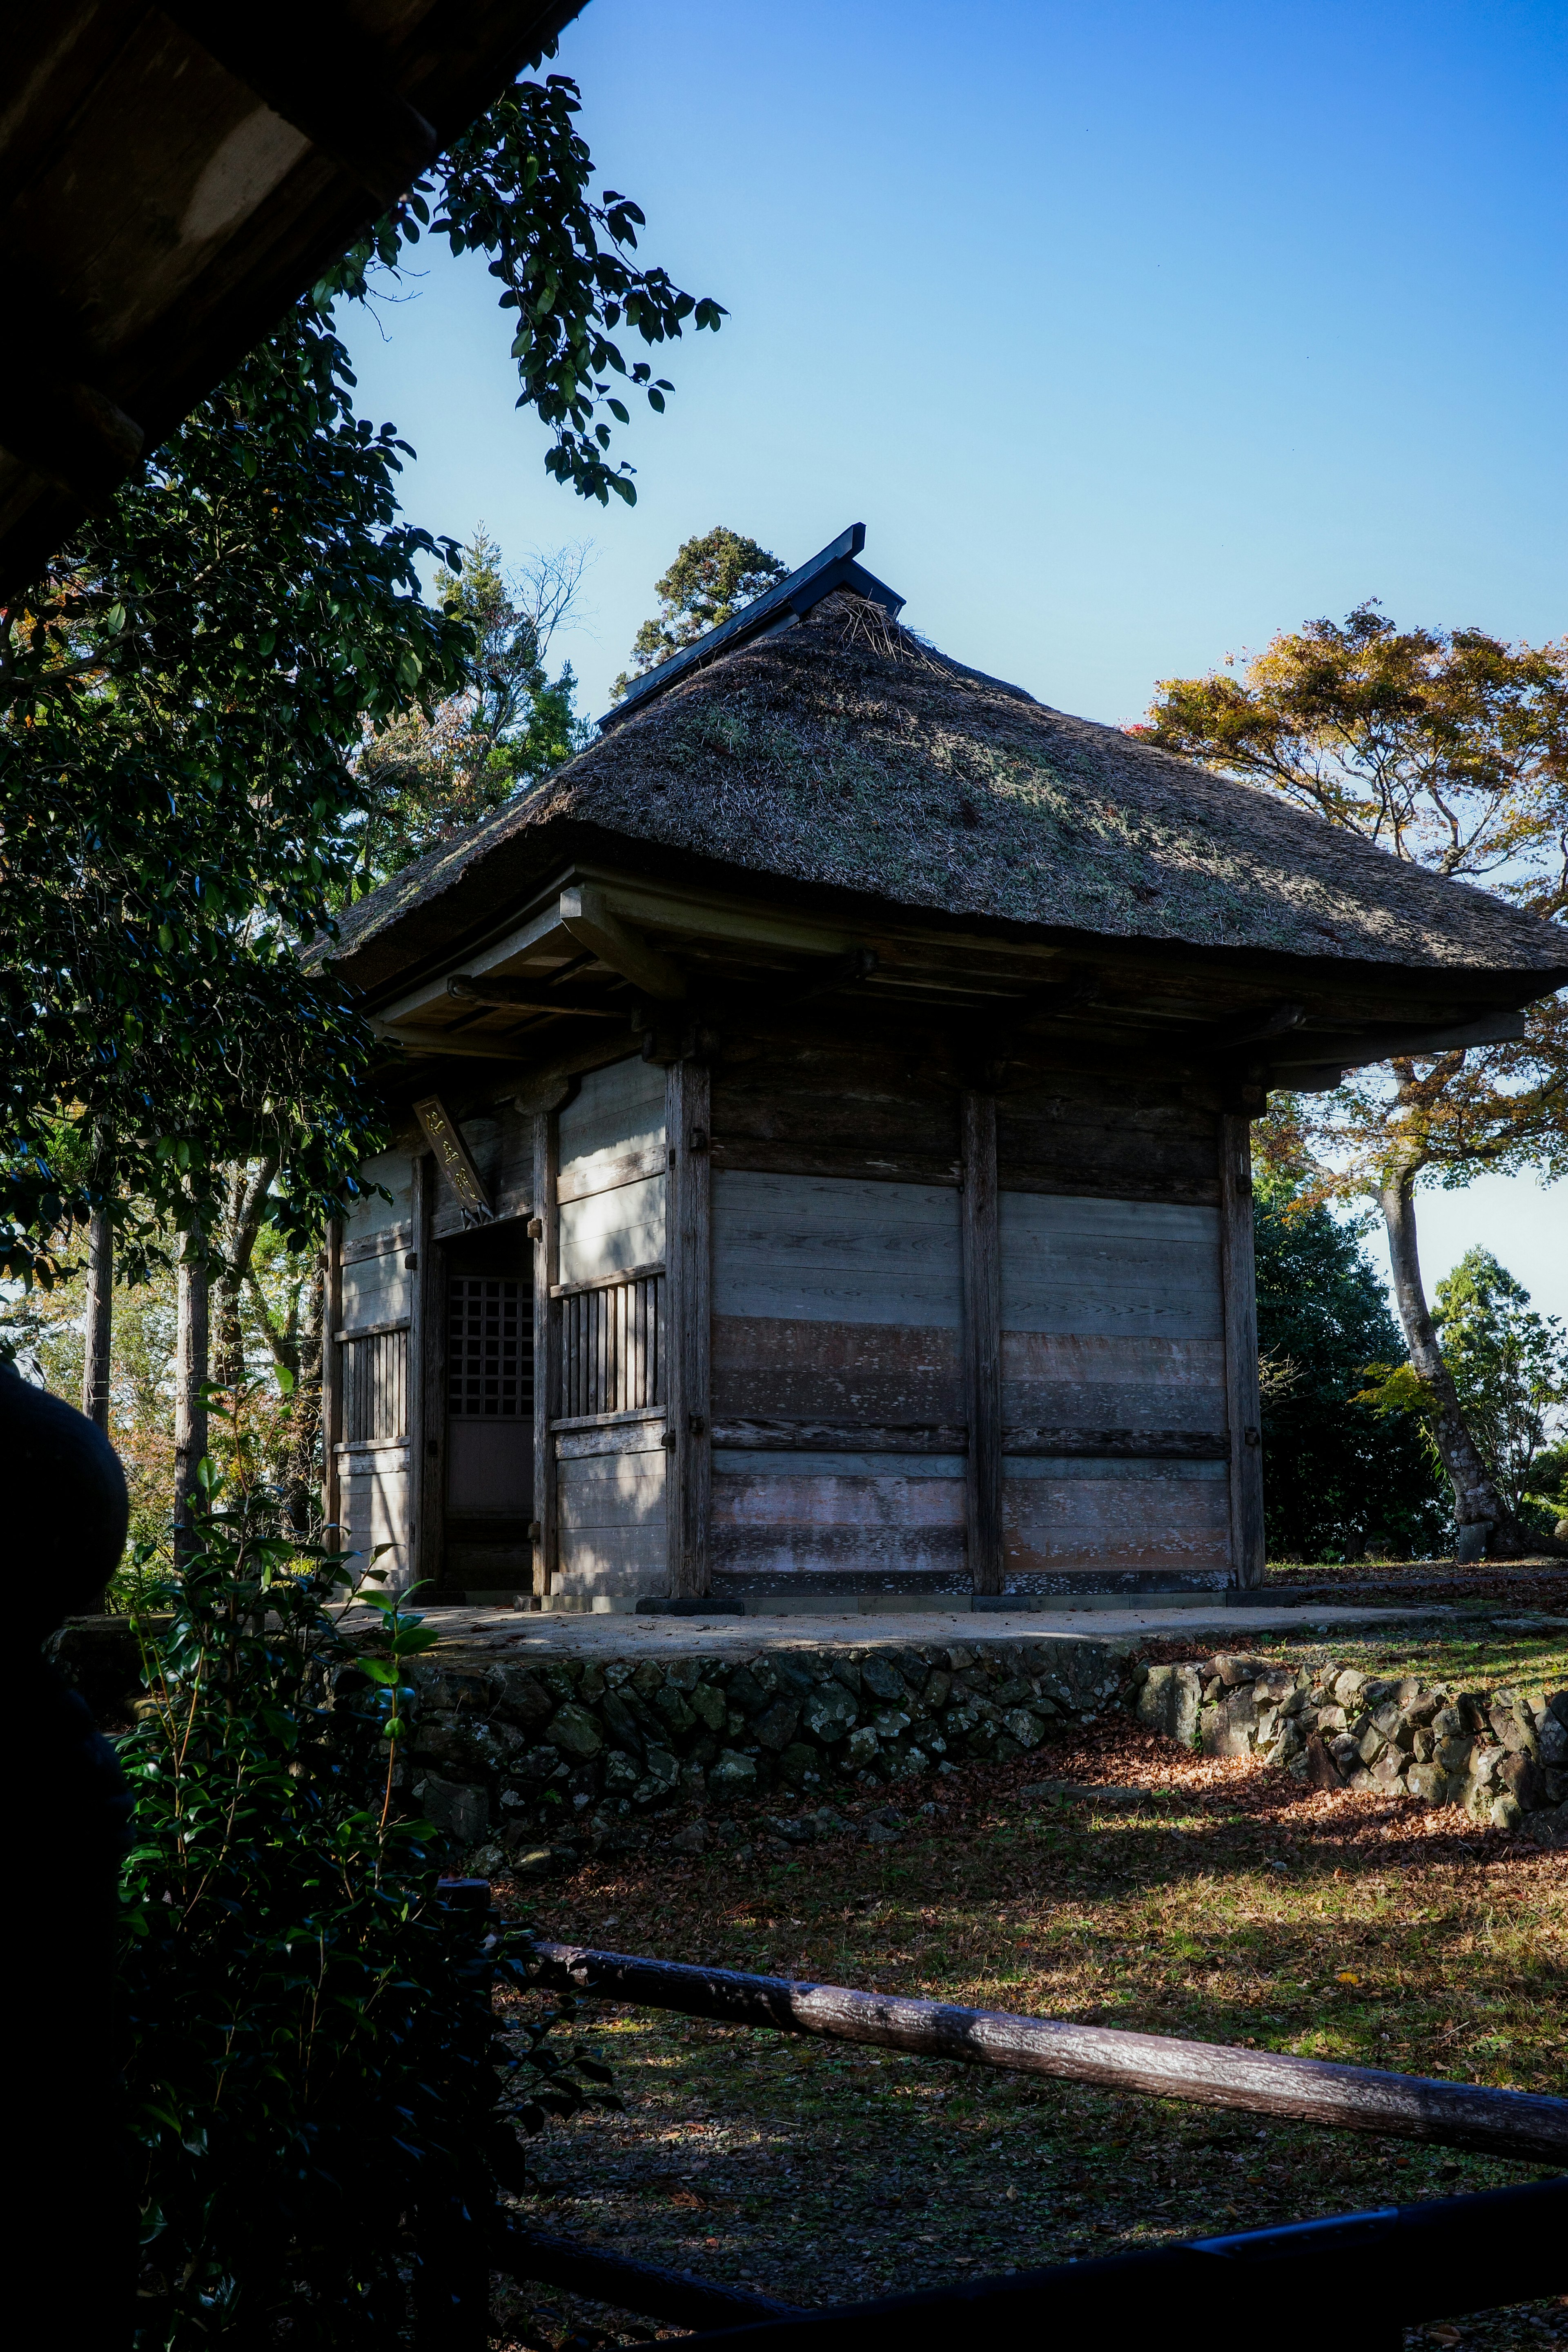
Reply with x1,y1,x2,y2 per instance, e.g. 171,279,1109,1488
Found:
1134,1653,1568,1838
388,1636,1131,1859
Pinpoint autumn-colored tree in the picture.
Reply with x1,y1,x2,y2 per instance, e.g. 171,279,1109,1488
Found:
612,525,788,697
1140,605,1568,1557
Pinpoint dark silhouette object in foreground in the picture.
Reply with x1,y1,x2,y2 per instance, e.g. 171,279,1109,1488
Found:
6,1356,133,2344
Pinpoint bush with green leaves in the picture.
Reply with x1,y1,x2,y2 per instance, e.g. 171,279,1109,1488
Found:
120,1389,614,2345
1432,1249,1568,1539
1253,1171,1448,1560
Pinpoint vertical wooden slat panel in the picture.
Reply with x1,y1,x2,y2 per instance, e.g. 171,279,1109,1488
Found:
665,1059,712,1598
410,1152,446,1595
961,1089,1003,1594
323,1218,343,1542
1220,1111,1265,1588
532,1110,559,1599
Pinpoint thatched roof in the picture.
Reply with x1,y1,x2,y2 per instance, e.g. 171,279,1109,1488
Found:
332,587,1566,998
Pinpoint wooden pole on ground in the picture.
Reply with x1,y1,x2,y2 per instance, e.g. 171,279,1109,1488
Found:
528,1941,1567,2165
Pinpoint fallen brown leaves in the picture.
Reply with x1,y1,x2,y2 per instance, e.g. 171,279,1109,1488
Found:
488,1718,1565,2349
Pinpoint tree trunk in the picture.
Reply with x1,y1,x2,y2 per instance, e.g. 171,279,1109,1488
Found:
1379,1170,1528,1559
81,1204,114,1433
285,1253,326,1538
213,1155,280,1390
213,1168,247,1388
173,1241,210,1561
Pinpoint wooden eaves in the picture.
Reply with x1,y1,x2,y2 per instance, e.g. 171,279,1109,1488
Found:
361,864,1532,1101
0,0,585,596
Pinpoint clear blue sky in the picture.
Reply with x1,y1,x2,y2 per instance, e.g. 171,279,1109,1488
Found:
341,0,1566,1316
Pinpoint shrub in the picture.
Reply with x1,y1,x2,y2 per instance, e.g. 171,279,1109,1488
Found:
120,1389,612,2345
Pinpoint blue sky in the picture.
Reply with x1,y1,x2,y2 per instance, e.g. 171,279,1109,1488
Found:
340,0,1566,1316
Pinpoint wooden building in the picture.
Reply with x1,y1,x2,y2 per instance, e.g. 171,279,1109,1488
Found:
321,528,1566,1611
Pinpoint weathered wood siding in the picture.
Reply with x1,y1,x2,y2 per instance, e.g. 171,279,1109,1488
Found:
552,1058,670,1602
334,1144,416,1587
999,1194,1229,1581
555,1421,668,1601
710,1032,961,1187
710,1171,964,1585
997,1073,1221,1207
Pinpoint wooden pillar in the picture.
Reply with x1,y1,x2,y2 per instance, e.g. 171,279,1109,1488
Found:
322,1218,343,1548
408,1152,445,1595
960,1089,1003,1595
1220,1111,1266,1588
81,1203,113,1433
530,1111,560,1600
665,1058,712,1598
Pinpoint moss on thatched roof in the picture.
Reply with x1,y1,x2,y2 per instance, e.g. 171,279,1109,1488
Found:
332,593,1566,993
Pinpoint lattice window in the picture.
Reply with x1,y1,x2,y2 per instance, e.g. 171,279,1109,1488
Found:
560,1270,665,1419
343,1329,408,1444
448,1276,532,1419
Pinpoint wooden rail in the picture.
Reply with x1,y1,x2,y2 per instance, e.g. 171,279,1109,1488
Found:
493,2221,802,2329
529,1942,1568,2165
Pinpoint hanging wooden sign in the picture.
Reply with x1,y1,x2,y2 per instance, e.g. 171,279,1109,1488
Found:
413,1094,492,1218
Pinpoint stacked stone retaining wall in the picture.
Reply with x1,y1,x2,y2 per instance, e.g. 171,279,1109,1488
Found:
1134,1653,1568,1838
386,1636,1132,1857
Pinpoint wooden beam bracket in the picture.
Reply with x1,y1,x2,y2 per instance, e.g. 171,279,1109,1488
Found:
560,884,686,1000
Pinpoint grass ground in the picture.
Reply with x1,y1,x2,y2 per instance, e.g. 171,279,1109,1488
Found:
489,1642,1566,2350
1143,1611,1568,1698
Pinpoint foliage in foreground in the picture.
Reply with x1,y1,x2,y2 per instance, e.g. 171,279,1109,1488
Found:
1,47,724,1290
120,1395,613,2345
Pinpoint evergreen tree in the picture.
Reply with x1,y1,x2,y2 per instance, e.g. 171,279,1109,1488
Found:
1431,1250,1567,1532
612,525,787,697
1254,1173,1448,1559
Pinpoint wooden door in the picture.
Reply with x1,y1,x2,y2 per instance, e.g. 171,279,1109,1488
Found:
443,1228,534,1594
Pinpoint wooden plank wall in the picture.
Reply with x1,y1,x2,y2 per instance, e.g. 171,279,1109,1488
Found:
335,1145,416,1588
999,1194,1229,1580
1221,1111,1267,1586
550,1057,670,1604
704,1032,1232,1592
710,1169,966,1587
666,1058,712,1597
997,1070,1221,1207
